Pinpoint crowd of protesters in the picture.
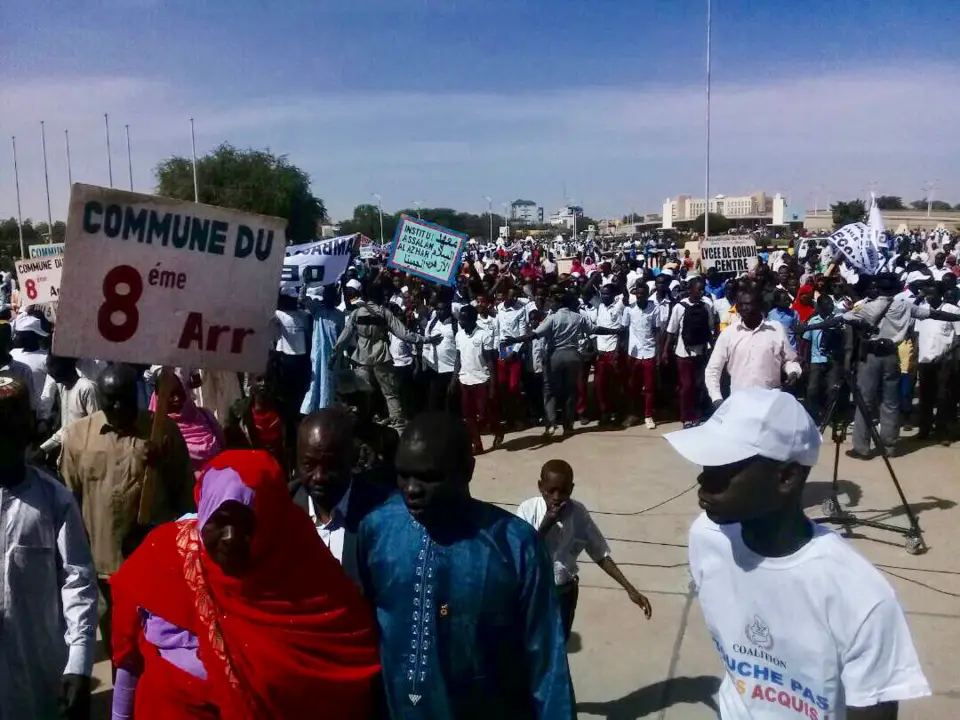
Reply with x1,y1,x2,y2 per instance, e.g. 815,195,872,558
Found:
0,222,949,718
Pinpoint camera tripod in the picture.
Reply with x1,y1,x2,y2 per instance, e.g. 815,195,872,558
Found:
812,347,927,555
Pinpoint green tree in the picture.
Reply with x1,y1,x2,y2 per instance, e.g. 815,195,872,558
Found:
155,143,327,245
874,195,905,210
931,201,953,212
338,204,397,243
831,200,866,228
693,212,732,235
910,199,927,211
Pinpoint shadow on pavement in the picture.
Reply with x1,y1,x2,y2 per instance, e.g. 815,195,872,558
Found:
576,674,721,720
803,479,863,509
567,632,583,654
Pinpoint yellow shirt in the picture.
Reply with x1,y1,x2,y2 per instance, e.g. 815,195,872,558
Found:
60,410,194,576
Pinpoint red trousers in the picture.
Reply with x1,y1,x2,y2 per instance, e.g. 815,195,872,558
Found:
576,357,596,416
676,355,706,424
594,351,621,416
497,356,523,396
460,382,498,449
627,357,656,419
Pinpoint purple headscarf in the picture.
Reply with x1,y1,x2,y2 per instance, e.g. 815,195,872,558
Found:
197,467,255,528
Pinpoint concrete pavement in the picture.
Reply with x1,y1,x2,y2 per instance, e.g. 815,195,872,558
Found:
90,419,960,718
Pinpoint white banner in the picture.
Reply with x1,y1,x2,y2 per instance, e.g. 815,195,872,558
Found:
699,235,758,274
54,184,287,373
828,223,882,275
281,234,355,293
15,255,62,305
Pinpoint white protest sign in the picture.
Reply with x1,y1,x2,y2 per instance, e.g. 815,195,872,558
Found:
828,222,882,275
15,255,63,305
28,242,65,259
359,245,376,260
54,184,287,373
699,235,758,274
280,234,355,293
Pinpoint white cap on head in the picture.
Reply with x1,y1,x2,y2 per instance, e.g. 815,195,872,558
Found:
664,388,821,467
345,279,362,291
12,313,49,337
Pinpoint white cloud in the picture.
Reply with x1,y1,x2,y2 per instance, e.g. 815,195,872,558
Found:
1,65,957,224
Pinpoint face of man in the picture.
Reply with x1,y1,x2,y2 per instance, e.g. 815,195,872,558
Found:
687,280,703,302
600,285,615,306
297,423,354,511
200,500,255,577
737,292,763,328
459,307,478,333
633,283,650,306
696,456,799,524
396,433,473,528
98,373,140,430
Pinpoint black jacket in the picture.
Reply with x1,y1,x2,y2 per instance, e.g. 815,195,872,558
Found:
289,476,393,589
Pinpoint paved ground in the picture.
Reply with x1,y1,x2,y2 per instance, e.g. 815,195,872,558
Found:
92,419,960,718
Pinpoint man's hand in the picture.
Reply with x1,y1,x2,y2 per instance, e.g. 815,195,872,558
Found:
447,377,459,396
627,588,653,619
784,372,800,387
59,674,91,720
539,502,565,533
427,335,444,346
500,337,517,349
711,398,724,412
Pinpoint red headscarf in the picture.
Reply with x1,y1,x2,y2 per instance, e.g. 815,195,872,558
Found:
110,450,380,719
792,284,816,323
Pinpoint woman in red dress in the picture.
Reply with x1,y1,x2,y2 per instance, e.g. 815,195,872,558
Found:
109,449,381,719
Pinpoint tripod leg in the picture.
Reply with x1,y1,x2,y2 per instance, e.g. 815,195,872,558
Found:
848,375,926,551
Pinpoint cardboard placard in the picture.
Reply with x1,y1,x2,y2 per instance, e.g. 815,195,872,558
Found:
28,242,65,259
15,255,62,305
387,215,467,286
54,183,287,373
699,235,758,274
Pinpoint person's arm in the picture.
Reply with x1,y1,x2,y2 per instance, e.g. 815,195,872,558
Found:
386,306,428,345
662,304,682,362
780,325,802,383
331,309,357,359
577,505,652,617
503,314,551,347
56,488,98,716
162,422,196,516
704,328,730,404
846,704,898,720
518,533,576,720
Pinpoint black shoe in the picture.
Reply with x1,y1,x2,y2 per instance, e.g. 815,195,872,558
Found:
845,448,874,461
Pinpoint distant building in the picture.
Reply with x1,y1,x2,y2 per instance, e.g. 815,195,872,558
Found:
510,199,541,225
549,205,583,230
662,192,772,223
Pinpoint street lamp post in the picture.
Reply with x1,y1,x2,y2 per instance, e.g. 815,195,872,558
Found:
482,196,493,244
704,0,712,240
372,193,384,243
413,200,423,219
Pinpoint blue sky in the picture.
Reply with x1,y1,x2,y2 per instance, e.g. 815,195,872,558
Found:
2,0,957,223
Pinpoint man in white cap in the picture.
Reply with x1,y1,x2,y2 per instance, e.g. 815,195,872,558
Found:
666,388,930,719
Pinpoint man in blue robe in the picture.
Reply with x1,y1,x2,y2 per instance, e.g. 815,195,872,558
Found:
358,412,574,719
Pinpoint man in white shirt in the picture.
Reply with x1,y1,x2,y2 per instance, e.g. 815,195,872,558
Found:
621,282,663,429
38,355,100,462
664,277,716,428
495,286,529,426
914,283,959,442
451,305,502,454
292,409,391,588
423,297,459,412
666,388,931,720
706,287,801,408
593,283,627,425
10,313,50,421
516,459,651,641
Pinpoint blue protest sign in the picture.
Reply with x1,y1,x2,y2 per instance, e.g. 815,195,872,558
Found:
387,215,467,286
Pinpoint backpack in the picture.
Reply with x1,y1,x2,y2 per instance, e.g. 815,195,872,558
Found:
680,300,712,347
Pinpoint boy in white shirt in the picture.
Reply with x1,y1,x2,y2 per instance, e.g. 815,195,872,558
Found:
666,388,930,719
516,459,652,641
620,281,663,429
915,282,959,442
451,305,503,454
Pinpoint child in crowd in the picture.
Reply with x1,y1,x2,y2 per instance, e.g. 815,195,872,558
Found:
516,459,652,641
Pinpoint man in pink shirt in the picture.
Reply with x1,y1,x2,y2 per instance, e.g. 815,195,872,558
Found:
705,287,801,409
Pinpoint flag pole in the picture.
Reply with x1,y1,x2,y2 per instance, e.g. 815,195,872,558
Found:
704,0,712,240
41,121,54,242
190,118,199,203
125,124,134,191
104,113,114,187
11,137,25,259
65,128,73,187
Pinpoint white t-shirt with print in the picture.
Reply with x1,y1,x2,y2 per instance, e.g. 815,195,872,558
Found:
688,513,929,719
620,299,662,360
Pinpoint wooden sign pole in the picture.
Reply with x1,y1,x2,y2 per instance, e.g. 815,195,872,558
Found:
138,367,173,525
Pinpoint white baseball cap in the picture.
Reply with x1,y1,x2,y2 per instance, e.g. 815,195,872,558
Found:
664,388,821,467
13,313,49,337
